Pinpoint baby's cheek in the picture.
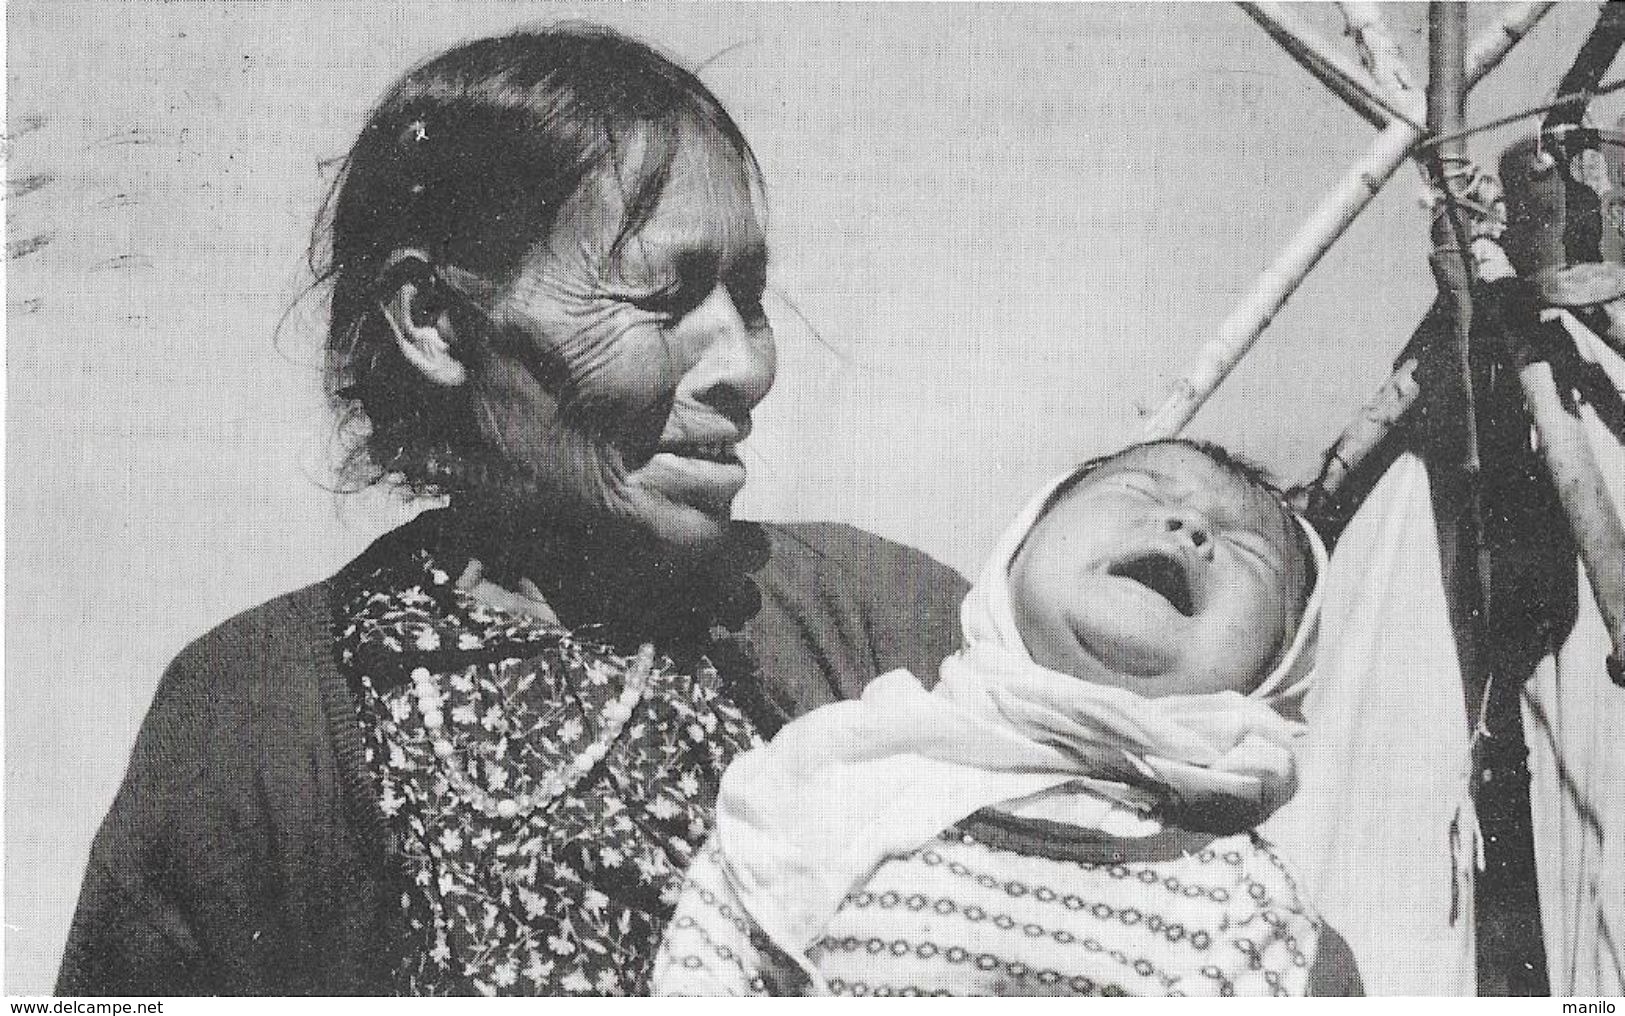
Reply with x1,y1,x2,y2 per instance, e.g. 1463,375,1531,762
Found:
1210,605,1285,692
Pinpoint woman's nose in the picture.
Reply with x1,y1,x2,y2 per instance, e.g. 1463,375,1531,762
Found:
677,285,777,418
1164,511,1214,559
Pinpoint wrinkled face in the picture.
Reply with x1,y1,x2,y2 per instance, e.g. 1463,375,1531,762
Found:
1008,444,1308,697
470,126,775,553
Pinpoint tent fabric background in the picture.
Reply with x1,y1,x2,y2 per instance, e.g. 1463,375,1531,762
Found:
1262,453,1477,996
1523,316,1625,997
1259,319,1625,996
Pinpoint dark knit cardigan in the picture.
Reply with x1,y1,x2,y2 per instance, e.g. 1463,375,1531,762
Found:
58,520,969,996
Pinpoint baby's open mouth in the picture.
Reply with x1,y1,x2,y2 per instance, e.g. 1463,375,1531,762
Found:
1108,551,1195,616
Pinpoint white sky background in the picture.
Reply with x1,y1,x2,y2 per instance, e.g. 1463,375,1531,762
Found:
5,1,1618,994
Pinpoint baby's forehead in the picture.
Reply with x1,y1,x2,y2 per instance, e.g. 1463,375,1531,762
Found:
1075,445,1287,531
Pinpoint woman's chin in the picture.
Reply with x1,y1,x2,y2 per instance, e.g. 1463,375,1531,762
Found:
652,502,736,552
618,487,738,559
619,455,748,554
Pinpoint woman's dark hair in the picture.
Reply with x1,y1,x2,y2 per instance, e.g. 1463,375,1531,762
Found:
312,24,762,496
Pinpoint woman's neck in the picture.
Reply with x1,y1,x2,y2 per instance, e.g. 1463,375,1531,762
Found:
443,501,741,636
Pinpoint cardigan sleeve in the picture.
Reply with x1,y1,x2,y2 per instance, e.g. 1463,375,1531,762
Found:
749,524,969,727
57,654,230,995
57,585,389,996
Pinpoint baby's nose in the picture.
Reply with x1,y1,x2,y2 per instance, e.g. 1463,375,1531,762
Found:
1165,513,1215,559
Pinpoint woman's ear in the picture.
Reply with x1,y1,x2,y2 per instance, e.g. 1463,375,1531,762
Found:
378,248,467,387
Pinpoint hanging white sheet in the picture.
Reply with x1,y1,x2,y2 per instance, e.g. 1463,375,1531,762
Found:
1261,451,1478,995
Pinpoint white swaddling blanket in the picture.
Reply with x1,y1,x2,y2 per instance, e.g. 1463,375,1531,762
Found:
714,465,1329,971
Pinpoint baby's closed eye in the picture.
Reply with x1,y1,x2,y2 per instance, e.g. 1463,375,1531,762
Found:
1224,531,1280,570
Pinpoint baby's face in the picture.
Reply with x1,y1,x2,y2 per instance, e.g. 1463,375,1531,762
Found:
1008,443,1307,697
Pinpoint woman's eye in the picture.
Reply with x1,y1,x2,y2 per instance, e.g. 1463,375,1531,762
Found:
728,282,768,324
626,272,767,326
630,281,703,318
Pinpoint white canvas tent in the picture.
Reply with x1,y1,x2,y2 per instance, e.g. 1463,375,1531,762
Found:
1155,2,1624,996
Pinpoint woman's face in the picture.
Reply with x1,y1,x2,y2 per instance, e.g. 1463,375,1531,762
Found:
469,130,776,554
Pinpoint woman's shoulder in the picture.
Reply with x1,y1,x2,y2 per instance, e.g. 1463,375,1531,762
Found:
163,513,433,698
751,520,970,651
166,577,338,692
737,522,967,717
144,576,353,780
758,519,910,554
134,573,367,842
754,521,968,594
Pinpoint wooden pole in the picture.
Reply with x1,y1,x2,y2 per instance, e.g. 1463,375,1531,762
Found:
1519,354,1625,666
1293,357,1421,518
1143,4,1553,440
1427,3,1499,994
1295,0,1539,514
1140,122,1415,440
1428,1,1480,477
1239,2,1424,130
1540,0,1625,132
1526,0,1625,676
1466,3,1557,91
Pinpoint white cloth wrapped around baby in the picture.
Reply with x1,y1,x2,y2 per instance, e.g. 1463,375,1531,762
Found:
653,440,1356,997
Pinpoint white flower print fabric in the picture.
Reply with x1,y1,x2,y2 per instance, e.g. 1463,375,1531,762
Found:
338,548,763,995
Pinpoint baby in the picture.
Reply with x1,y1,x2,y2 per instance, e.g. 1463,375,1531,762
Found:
652,439,1360,997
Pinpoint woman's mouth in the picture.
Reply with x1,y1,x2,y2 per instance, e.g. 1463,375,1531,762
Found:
640,438,748,514
1108,551,1195,616
665,440,739,464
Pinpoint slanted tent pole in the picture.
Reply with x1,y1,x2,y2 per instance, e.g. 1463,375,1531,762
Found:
1514,0,1625,675
1519,354,1625,668
1466,3,1558,90
1293,357,1421,520
1540,0,1625,133
1140,121,1417,440
1143,4,1553,441
1238,3,1424,130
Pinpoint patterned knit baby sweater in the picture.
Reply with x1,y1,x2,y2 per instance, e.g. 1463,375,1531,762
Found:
655,807,1352,997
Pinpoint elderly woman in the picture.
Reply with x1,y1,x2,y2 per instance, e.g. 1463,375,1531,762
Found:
59,25,965,996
